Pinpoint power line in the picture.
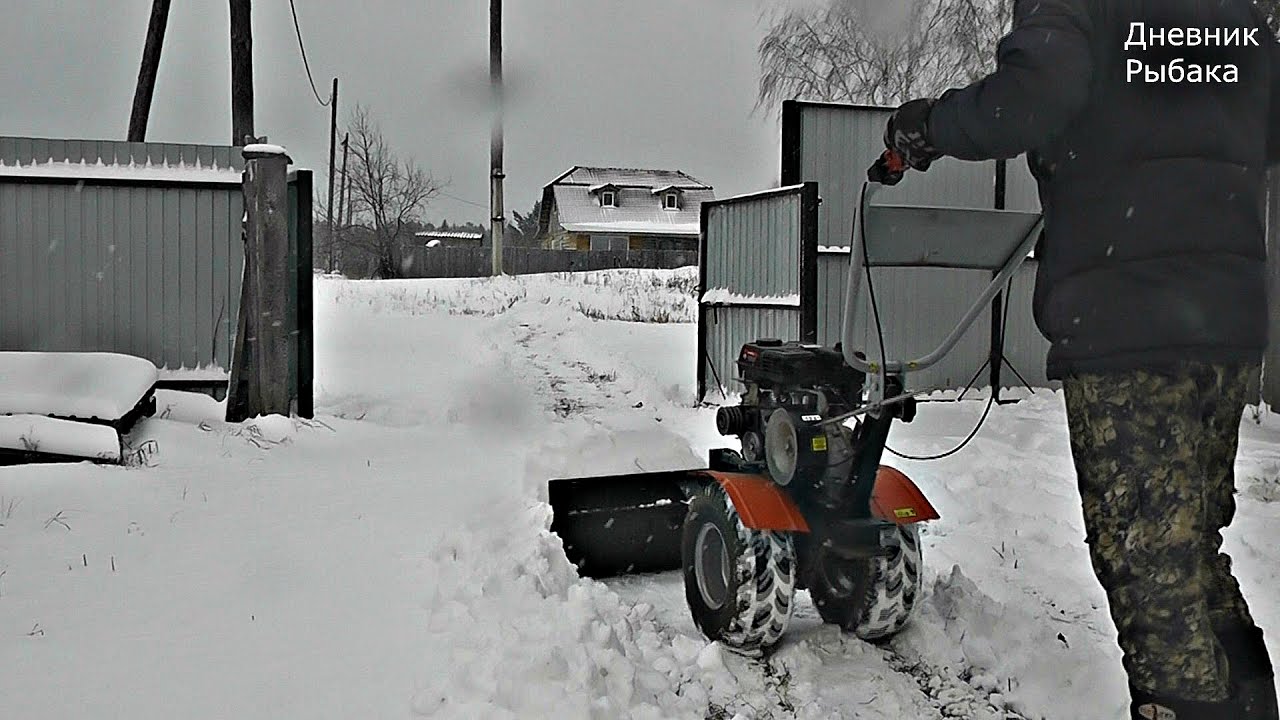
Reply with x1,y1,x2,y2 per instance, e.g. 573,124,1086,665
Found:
287,0,330,107
439,191,490,210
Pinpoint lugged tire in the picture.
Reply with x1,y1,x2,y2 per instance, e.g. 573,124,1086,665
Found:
808,523,922,641
682,483,796,656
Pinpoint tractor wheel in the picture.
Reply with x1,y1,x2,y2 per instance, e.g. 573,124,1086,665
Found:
682,483,796,656
808,523,922,641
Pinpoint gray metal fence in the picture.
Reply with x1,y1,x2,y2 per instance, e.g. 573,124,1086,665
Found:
816,252,1051,391
0,136,245,373
779,100,1052,394
697,184,818,399
405,246,697,278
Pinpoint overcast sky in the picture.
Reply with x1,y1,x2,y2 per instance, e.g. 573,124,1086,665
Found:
0,1,786,225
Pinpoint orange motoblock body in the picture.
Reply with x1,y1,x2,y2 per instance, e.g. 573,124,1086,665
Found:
701,466,938,533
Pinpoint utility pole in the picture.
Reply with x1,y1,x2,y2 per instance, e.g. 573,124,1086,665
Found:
326,78,339,273
336,132,350,272
490,0,505,275
128,0,172,142
229,0,254,145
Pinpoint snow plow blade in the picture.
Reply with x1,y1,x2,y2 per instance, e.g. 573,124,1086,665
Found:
548,470,695,578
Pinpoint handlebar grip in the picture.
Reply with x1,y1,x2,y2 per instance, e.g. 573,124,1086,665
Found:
867,149,906,186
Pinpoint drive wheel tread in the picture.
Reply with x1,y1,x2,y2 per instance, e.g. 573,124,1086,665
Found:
810,523,922,641
683,484,796,656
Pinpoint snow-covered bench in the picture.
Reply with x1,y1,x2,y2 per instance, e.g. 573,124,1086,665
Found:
0,352,159,465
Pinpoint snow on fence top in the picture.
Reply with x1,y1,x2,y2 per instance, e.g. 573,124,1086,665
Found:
0,136,245,185
0,352,158,422
0,160,243,185
700,289,801,307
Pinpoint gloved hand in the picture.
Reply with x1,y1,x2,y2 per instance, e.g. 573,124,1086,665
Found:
884,99,940,172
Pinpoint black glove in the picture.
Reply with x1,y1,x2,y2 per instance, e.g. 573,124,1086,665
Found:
884,99,940,172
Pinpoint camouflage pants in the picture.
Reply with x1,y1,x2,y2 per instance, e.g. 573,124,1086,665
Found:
1063,361,1258,702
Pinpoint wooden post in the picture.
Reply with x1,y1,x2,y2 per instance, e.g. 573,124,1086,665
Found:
230,0,254,146
336,133,350,273
226,144,293,421
490,0,504,276
128,0,171,142
326,78,339,273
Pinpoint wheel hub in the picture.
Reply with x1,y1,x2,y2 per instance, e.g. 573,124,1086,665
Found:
694,523,731,610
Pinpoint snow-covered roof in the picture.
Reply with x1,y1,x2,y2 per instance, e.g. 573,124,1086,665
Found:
554,166,710,190
415,231,483,240
560,220,700,236
651,185,684,195
0,160,244,185
552,185,713,237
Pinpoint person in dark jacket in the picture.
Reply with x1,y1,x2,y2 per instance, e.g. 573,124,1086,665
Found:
882,1,1279,718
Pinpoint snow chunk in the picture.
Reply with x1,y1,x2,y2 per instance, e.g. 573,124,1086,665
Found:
700,288,800,307
243,143,288,156
0,414,120,461
0,352,157,422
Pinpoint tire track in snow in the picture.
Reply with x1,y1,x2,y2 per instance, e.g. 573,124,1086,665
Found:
502,312,1039,719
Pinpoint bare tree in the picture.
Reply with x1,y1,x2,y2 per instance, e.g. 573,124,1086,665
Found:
760,0,1277,110
756,0,1006,109
1259,0,1280,33
340,105,443,278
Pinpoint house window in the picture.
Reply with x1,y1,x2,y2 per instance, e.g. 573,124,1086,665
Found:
601,190,617,207
663,192,679,210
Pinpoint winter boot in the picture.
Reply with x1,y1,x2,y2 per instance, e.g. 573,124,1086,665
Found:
1219,625,1279,719
1130,686,1241,719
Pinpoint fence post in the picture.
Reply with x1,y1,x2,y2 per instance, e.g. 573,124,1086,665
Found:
226,143,293,422
1265,167,1280,410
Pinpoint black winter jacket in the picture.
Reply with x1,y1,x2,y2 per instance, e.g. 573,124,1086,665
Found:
927,0,1280,380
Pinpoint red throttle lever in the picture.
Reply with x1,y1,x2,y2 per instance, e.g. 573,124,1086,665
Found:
867,149,907,186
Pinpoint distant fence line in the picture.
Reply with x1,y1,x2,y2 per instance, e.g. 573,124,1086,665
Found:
404,246,697,278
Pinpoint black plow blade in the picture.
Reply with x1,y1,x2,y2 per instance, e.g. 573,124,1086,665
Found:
548,470,698,578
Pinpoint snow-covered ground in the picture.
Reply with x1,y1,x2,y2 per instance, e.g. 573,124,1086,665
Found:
3,268,1280,719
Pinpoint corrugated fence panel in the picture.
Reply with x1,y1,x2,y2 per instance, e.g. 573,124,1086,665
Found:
702,306,801,399
1004,157,1043,213
1002,262,1053,389
0,136,244,170
817,251,1051,391
698,187,810,399
792,104,1001,251
704,191,802,297
0,136,244,373
787,101,1052,391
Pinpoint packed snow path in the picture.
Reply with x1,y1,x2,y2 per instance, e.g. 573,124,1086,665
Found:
2,270,1279,719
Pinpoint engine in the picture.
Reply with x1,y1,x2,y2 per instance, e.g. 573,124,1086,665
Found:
716,339,866,503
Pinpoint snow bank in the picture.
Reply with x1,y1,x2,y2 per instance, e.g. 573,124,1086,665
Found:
317,267,698,324
0,352,157,421
0,414,120,461
412,502,729,718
